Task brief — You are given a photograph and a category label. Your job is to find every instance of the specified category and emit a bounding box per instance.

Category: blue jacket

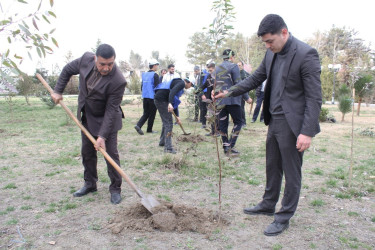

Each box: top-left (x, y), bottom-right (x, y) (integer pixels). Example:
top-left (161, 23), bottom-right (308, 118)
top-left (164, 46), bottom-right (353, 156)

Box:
top-left (142, 72), bottom-right (156, 99)
top-left (155, 79), bottom-right (184, 109)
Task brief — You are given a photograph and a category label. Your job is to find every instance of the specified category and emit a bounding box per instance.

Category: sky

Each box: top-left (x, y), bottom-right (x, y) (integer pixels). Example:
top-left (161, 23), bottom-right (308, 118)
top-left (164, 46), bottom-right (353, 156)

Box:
top-left (1, 0), bottom-right (374, 74)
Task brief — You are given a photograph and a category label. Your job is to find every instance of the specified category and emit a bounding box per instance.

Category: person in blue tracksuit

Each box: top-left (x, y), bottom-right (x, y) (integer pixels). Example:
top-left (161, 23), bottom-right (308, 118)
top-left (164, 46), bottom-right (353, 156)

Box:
top-left (134, 59), bottom-right (160, 135)
top-left (154, 78), bottom-right (193, 154)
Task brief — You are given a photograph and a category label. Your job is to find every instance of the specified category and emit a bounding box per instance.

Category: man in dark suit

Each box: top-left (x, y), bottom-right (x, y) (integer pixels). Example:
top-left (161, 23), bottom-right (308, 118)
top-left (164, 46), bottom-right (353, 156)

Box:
top-left (51, 44), bottom-right (127, 205)
top-left (215, 14), bottom-right (322, 235)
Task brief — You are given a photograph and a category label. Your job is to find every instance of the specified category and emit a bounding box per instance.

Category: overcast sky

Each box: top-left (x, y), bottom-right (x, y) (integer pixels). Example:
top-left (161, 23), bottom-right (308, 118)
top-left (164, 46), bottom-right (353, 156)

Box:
top-left (2, 0), bottom-right (374, 74)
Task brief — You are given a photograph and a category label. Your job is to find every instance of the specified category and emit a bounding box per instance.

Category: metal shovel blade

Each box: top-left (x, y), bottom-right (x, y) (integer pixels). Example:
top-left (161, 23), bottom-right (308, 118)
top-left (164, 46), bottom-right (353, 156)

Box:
top-left (141, 195), bottom-right (161, 214)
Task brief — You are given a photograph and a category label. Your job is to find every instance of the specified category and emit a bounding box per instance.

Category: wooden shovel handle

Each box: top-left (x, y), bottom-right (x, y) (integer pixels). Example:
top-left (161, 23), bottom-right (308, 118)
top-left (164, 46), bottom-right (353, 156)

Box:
top-left (36, 73), bottom-right (145, 199)
top-left (171, 111), bottom-right (188, 134)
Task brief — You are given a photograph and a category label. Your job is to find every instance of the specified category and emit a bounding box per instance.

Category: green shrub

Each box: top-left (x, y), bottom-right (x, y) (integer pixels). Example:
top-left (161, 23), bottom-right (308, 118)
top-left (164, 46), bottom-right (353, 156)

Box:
top-left (319, 107), bottom-right (329, 122)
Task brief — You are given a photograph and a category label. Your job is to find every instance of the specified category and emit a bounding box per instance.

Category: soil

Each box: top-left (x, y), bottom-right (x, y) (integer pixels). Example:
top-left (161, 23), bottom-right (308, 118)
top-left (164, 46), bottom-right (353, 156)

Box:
top-left (177, 134), bottom-right (207, 143)
top-left (108, 201), bottom-right (229, 234)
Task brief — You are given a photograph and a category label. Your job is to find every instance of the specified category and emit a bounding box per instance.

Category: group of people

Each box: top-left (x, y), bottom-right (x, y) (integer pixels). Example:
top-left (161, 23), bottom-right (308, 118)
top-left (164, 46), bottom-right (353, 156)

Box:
top-left (51, 14), bottom-right (322, 236)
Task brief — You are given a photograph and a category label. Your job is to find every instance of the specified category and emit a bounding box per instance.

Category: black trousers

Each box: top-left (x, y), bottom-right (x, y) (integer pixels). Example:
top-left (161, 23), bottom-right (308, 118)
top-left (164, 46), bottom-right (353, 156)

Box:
top-left (259, 115), bottom-right (303, 223)
top-left (81, 130), bottom-right (122, 194)
top-left (218, 104), bottom-right (242, 148)
top-left (137, 98), bottom-right (157, 132)
top-left (199, 97), bottom-right (208, 125)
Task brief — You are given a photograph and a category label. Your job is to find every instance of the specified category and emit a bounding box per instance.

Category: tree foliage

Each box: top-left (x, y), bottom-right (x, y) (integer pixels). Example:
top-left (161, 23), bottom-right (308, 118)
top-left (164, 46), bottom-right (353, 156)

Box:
top-left (129, 50), bottom-right (143, 70)
top-left (151, 50), bottom-right (176, 70)
top-left (307, 26), bottom-right (372, 100)
top-left (354, 73), bottom-right (374, 115)
top-left (0, 0), bottom-right (58, 86)
top-left (186, 32), bottom-right (216, 66)
top-left (337, 84), bottom-right (352, 122)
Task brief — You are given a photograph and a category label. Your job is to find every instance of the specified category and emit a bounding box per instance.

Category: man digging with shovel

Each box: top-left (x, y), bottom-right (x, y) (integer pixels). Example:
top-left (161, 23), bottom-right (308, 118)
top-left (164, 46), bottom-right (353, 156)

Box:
top-left (51, 44), bottom-right (127, 205)
top-left (154, 78), bottom-right (193, 154)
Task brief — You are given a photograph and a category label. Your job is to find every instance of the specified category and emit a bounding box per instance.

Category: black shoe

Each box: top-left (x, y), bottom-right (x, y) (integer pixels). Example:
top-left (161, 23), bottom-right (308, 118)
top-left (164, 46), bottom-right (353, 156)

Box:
top-left (73, 186), bottom-right (97, 197)
top-left (264, 221), bottom-right (289, 236)
top-left (201, 125), bottom-right (207, 129)
top-left (147, 131), bottom-right (158, 134)
top-left (230, 148), bottom-right (240, 156)
top-left (110, 193), bottom-right (122, 204)
top-left (243, 204), bottom-right (275, 216)
top-left (205, 133), bottom-right (213, 136)
top-left (223, 146), bottom-right (230, 155)
top-left (164, 148), bottom-right (177, 154)
top-left (159, 143), bottom-right (165, 147)
top-left (134, 125), bottom-right (144, 135)
top-left (260, 119), bottom-right (264, 123)
top-left (251, 120), bottom-right (256, 123)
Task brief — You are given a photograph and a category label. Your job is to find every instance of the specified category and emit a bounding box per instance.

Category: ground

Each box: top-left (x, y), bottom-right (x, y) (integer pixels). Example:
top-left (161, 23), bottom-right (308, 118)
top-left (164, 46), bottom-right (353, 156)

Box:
top-left (0, 96), bottom-right (374, 249)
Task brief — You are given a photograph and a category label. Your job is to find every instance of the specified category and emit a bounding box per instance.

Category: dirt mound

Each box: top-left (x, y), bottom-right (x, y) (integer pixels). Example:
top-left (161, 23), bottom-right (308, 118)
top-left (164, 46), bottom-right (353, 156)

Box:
top-left (177, 134), bottom-right (207, 143)
top-left (108, 202), bottom-right (229, 234)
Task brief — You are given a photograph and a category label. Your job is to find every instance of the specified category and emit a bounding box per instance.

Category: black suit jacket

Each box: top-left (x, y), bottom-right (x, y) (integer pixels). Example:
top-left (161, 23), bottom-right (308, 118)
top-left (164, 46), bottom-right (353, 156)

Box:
top-left (55, 52), bottom-right (127, 139)
top-left (229, 35), bottom-right (322, 137)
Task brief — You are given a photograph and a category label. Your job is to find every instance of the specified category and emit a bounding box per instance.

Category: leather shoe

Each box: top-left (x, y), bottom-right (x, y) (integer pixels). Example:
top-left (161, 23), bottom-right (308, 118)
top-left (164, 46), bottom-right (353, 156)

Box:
top-left (264, 220), bottom-right (289, 236)
top-left (73, 186), bottom-right (97, 197)
top-left (243, 204), bottom-right (275, 216)
top-left (134, 125), bottom-right (144, 135)
top-left (111, 193), bottom-right (122, 204)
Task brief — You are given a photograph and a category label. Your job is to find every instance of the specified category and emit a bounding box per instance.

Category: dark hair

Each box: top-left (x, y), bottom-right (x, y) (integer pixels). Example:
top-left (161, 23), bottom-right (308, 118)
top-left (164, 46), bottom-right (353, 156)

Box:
top-left (167, 64), bottom-right (175, 69)
top-left (238, 61), bottom-right (244, 66)
top-left (222, 49), bottom-right (235, 59)
top-left (207, 63), bottom-right (215, 68)
top-left (161, 69), bottom-right (167, 73)
top-left (96, 44), bottom-right (116, 59)
top-left (257, 14), bottom-right (288, 37)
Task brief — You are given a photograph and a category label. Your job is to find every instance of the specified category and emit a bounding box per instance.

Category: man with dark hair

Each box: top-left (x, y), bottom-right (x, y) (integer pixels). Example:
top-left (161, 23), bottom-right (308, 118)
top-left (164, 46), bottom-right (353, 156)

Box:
top-left (162, 64), bottom-right (180, 82)
top-left (154, 78), bottom-right (193, 154)
top-left (51, 44), bottom-right (127, 205)
top-left (215, 14), bottom-right (322, 235)
top-left (215, 49), bottom-right (243, 156)
top-left (134, 59), bottom-right (160, 135)
top-left (159, 69), bottom-right (167, 83)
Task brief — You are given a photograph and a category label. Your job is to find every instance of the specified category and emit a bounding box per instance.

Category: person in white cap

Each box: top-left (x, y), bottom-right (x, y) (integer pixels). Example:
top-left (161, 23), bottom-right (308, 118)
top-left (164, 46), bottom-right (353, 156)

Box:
top-left (134, 59), bottom-right (160, 135)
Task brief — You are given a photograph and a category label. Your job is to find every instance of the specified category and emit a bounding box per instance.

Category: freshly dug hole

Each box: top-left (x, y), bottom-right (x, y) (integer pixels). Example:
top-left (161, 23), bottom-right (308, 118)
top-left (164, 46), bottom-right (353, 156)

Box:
top-left (177, 134), bottom-right (207, 143)
top-left (108, 201), bottom-right (229, 234)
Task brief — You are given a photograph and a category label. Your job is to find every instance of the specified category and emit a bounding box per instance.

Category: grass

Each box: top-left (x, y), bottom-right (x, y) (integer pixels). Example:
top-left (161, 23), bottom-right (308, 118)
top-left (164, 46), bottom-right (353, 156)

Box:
top-left (3, 183), bottom-right (17, 189)
top-left (0, 98), bottom-right (374, 248)
top-left (310, 199), bottom-right (325, 207)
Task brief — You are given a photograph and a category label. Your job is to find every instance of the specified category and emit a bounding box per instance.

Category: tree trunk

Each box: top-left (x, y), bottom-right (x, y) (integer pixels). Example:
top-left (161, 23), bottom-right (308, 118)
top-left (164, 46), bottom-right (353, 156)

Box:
top-left (25, 95), bottom-right (30, 106)
top-left (356, 97), bottom-right (362, 116)
top-left (341, 112), bottom-right (345, 122)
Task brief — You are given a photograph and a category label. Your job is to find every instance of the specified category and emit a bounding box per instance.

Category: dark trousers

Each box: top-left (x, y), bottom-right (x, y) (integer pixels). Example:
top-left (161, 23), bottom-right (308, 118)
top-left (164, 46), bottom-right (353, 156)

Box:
top-left (218, 105), bottom-right (242, 148)
top-left (252, 91), bottom-right (264, 121)
top-left (136, 98), bottom-right (157, 132)
top-left (259, 115), bottom-right (303, 223)
top-left (194, 95), bottom-right (199, 121)
top-left (154, 100), bottom-right (173, 151)
top-left (240, 98), bottom-right (246, 125)
top-left (199, 97), bottom-right (208, 125)
top-left (81, 130), bottom-right (122, 194)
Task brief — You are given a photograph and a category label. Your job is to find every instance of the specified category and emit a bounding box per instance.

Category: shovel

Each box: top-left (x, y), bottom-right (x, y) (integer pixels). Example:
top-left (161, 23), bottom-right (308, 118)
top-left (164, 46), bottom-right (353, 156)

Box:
top-left (172, 111), bottom-right (191, 135)
top-left (36, 74), bottom-right (160, 214)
